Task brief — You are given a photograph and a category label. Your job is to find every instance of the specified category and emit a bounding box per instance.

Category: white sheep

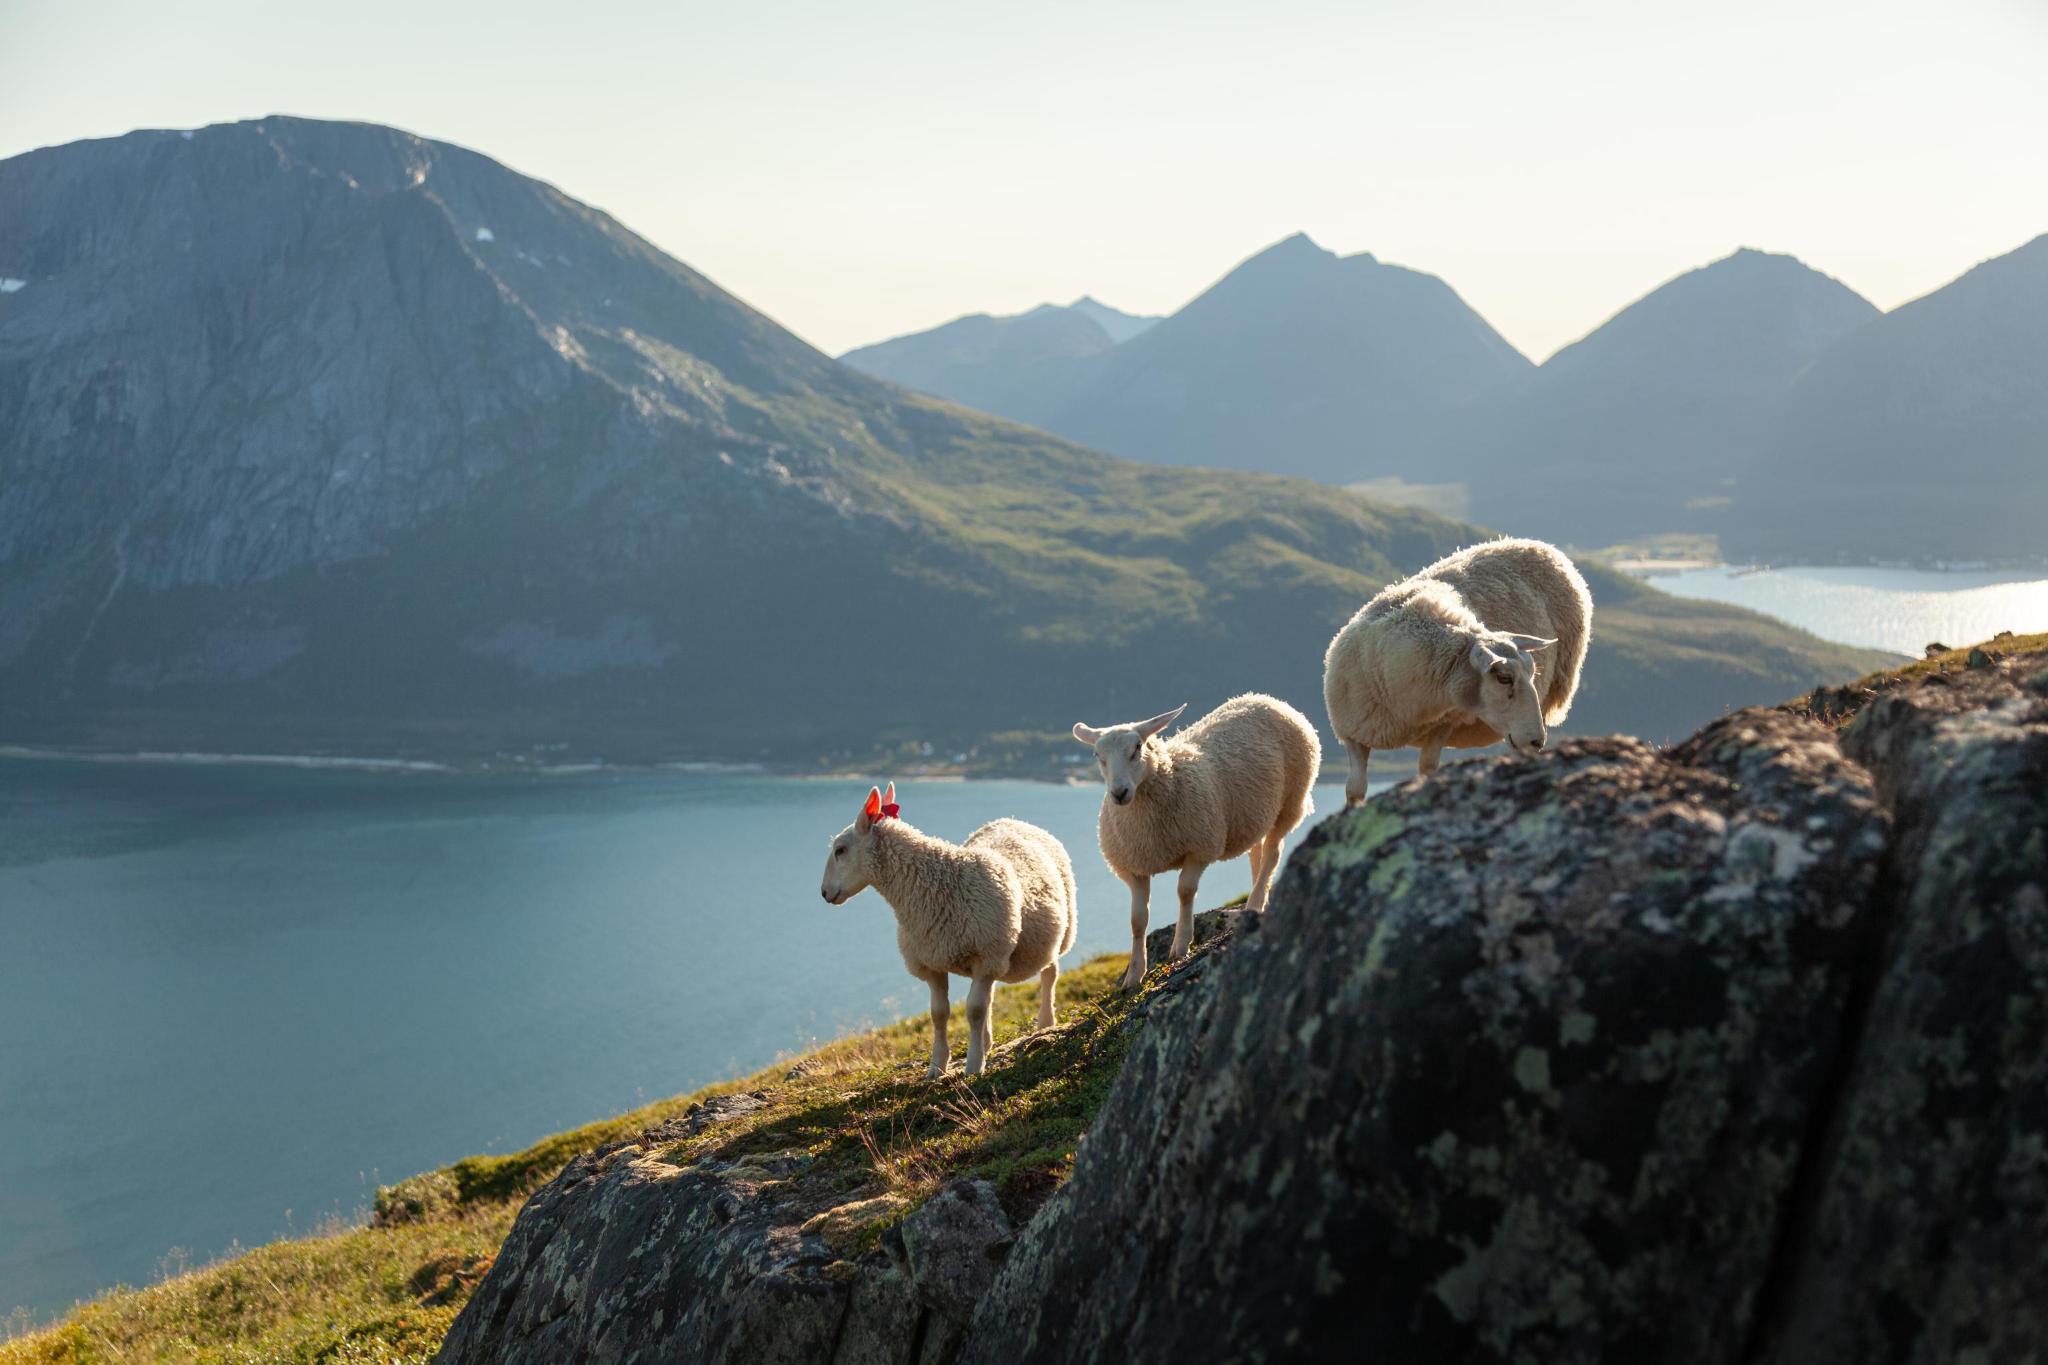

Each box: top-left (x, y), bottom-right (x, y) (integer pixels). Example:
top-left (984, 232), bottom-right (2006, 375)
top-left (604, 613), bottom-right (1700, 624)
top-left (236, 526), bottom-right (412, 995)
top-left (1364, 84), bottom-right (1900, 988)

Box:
top-left (819, 783), bottom-right (1078, 1077)
top-left (1072, 694), bottom-right (1320, 991)
top-left (1323, 537), bottom-right (1592, 803)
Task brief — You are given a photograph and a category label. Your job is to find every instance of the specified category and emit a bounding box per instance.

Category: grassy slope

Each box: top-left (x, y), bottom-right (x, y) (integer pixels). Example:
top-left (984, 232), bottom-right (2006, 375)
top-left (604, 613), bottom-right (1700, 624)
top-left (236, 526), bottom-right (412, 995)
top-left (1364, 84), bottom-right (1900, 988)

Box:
top-left (2, 954), bottom-right (1142, 1365)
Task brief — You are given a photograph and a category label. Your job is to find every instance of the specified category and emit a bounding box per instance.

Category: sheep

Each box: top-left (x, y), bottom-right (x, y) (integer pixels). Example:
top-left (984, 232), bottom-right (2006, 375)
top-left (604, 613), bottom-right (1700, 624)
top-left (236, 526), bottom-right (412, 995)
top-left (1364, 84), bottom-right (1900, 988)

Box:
top-left (818, 783), bottom-right (1078, 1078)
top-left (1072, 694), bottom-right (1320, 991)
top-left (1323, 537), bottom-right (1592, 804)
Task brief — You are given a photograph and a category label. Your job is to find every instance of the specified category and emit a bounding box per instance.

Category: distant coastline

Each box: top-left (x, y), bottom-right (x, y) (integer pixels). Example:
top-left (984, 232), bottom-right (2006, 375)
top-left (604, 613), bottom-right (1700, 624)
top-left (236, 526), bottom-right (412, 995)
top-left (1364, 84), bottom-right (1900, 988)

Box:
top-left (0, 745), bottom-right (771, 778)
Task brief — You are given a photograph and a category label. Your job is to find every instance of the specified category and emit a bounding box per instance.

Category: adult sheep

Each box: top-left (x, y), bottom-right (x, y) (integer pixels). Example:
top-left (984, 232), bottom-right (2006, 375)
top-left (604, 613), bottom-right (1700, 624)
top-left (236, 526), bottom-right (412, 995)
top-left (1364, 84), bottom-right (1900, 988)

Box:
top-left (1323, 537), bottom-right (1591, 804)
top-left (819, 783), bottom-right (1078, 1077)
top-left (1072, 694), bottom-right (1320, 991)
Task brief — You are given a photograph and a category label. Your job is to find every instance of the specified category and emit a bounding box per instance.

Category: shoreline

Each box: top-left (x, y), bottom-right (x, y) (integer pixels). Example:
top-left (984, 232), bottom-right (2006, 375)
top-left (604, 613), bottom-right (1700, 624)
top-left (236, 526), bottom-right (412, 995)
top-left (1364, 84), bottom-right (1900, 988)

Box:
top-left (0, 745), bottom-right (772, 778)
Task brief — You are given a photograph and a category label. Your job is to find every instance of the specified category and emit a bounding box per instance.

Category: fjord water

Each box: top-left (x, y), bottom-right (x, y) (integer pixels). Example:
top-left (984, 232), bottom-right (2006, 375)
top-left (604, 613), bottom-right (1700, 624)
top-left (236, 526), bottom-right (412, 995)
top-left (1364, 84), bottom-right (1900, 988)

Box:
top-left (0, 762), bottom-right (1358, 1322)
top-left (1644, 565), bottom-right (2048, 655)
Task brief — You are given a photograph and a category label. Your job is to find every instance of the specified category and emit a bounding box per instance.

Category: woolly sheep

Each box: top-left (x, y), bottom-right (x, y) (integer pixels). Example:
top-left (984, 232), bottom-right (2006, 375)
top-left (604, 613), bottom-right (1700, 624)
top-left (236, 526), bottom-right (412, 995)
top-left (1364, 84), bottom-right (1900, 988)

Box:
top-left (1323, 537), bottom-right (1591, 803)
top-left (1072, 694), bottom-right (1320, 991)
top-left (819, 783), bottom-right (1078, 1077)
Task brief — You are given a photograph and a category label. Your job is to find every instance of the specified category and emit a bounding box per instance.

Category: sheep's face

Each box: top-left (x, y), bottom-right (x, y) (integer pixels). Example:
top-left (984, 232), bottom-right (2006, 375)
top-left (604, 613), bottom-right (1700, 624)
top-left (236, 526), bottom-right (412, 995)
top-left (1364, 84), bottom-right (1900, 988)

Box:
top-left (821, 783), bottom-right (893, 905)
top-left (1461, 637), bottom-right (1547, 754)
top-left (1072, 705), bottom-right (1187, 806)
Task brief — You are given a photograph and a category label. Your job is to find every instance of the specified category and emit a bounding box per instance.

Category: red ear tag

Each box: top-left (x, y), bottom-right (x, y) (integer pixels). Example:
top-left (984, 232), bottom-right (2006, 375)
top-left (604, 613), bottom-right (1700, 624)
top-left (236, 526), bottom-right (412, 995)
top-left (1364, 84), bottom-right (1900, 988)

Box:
top-left (879, 803), bottom-right (900, 820)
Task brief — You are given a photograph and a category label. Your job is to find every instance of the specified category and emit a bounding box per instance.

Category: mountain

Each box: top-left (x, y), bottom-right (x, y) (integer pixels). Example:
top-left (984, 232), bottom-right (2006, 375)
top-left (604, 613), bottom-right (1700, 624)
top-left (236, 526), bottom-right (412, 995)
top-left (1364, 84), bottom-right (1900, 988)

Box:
top-left (1066, 295), bottom-right (1158, 344)
top-left (1440, 249), bottom-right (1878, 548)
top-left (0, 118), bottom-right (1883, 764)
top-left (843, 234), bottom-right (1532, 485)
top-left (837, 301), bottom-right (1124, 428)
top-left (1726, 234), bottom-right (2048, 564)
top-left (1040, 233), bottom-right (1531, 483)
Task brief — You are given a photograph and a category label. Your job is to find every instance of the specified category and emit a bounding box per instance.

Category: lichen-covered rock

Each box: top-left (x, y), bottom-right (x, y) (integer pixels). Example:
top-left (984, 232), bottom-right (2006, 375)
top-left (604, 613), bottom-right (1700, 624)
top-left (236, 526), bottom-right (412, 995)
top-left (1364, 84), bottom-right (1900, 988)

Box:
top-left (962, 711), bottom-right (1889, 1365)
top-left (433, 1092), bottom-right (861, 1365)
top-left (900, 1181), bottom-right (1014, 1363)
top-left (436, 919), bottom-right (1248, 1365)
top-left (1751, 652), bottom-right (2048, 1363)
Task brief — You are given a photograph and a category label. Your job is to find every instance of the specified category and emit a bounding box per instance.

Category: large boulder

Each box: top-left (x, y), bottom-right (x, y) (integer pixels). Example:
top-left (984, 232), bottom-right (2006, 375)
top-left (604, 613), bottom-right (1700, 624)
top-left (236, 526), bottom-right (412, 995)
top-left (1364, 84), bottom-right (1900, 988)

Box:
top-left (1751, 653), bottom-right (2048, 1362)
top-left (962, 710), bottom-right (1890, 1364)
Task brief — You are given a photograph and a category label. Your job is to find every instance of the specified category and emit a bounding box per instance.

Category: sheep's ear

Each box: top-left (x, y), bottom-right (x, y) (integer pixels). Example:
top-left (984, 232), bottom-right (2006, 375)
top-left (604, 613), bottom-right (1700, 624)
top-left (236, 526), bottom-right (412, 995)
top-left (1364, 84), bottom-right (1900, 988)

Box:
top-left (1137, 704), bottom-right (1187, 739)
top-left (1468, 639), bottom-right (1497, 673)
top-left (883, 782), bottom-right (896, 807)
top-left (1072, 722), bottom-right (1102, 746)
top-left (858, 785), bottom-right (883, 831)
top-left (1507, 632), bottom-right (1558, 652)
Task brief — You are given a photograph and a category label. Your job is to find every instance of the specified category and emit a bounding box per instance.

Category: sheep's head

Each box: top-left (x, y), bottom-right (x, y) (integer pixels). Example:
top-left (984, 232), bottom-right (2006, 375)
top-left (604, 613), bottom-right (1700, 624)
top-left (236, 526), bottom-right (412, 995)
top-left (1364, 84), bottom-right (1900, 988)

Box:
top-left (1457, 634), bottom-right (1553, 754)
top-left (821, 782), bottom-right (895, 905)
top-left (1072, 705), bottom-right (1186, 806)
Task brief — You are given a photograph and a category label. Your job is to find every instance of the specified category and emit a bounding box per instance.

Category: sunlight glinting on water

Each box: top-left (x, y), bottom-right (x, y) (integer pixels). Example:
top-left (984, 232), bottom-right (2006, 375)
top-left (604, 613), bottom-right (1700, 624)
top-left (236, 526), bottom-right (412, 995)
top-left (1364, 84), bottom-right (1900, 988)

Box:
top-left (1640, 565), bottom-right (2048, 655)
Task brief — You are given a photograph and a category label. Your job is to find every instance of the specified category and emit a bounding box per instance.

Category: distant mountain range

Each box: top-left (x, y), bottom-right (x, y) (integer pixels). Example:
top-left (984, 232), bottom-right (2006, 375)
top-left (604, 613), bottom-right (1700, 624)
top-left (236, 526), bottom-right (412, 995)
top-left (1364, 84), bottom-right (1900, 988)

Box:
top-left (837, 297), bottom-right (1155, 431)
top-left (1445, 249), bottom-right (1879, 548)
top-left (843, 236), bottom-right (2044, 563)
top-left (1725, 234), bottom-right (2048, 565)
top-left (0, 118), bottom-right (1883, 764)
top-left (845, 234), bottom-right (1530, 484)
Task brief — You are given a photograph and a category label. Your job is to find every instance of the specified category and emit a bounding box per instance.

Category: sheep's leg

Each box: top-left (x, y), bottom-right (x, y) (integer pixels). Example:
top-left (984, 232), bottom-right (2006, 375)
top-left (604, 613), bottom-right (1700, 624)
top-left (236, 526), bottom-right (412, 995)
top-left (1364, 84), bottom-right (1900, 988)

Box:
top-left (1244, 838), bottom-right (1272, 914)
top-left (1120, 874), bottom-right (1151, 991)
top-left (1248, 829), bottom-right (1286, 913)
top-left (1037, 961), bottom-right (1058, 1029)
top-left (1418, 740), bottom-right (1444, 777)
top-left (964, 976), bottom-right (995, 1076)
top-left (1171, 863), bottom-right (1203, 960)
top-left (1344, 739), bottom-right (1372, 806)
top-left (925, 974), bottom-right (951, 1080)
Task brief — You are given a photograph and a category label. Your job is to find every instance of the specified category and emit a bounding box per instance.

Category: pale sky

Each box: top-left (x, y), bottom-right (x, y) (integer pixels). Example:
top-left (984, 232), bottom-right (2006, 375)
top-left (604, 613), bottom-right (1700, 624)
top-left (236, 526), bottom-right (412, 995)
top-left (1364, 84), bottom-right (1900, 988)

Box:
top-left (7, 0), bottom-right (2046, 361)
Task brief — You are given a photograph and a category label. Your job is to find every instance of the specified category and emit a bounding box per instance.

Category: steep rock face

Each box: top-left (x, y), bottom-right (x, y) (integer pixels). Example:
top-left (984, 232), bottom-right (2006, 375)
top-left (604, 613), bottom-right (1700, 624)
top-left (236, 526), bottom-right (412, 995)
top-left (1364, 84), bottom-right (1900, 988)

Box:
top-left (962, 713), bottom-right (1887, 1363)
top-left (1753, 655), bottom-right (2048, 1362)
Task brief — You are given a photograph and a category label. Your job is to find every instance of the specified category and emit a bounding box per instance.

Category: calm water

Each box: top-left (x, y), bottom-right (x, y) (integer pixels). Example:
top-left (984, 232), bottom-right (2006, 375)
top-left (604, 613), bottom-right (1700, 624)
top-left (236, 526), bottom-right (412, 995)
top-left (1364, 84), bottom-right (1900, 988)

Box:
top-left (0, 762), bottom-right (1361, 1322)
top-left (1645, 564), bottom-right (2048, 655)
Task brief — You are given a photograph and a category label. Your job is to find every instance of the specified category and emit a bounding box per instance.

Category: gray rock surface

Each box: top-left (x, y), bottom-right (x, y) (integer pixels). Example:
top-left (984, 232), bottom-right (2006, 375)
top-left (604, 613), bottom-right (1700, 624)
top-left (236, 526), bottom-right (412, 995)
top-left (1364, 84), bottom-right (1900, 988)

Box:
top-left (963, 709), bottom-right (1889, 1364)
top-left (1751, 652), bottom-right (2048, 1363)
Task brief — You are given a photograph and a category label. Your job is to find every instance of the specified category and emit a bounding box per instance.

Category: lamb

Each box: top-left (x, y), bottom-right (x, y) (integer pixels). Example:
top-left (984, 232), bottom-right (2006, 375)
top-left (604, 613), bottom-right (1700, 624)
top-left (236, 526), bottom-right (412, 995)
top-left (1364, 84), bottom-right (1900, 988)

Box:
top-left (1323, 537), bottom-right (1592, 804)
top-left (1071, 694), bottom-right (1320, 991)
top-left (818, 783), bottom-right (1078, 1078)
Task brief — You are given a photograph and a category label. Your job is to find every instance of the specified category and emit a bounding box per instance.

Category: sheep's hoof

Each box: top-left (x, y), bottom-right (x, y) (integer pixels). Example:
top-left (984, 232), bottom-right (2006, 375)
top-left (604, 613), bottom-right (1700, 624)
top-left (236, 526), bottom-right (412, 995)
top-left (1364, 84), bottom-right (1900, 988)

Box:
top-left (926, 1063), bottom-right (948, 1080)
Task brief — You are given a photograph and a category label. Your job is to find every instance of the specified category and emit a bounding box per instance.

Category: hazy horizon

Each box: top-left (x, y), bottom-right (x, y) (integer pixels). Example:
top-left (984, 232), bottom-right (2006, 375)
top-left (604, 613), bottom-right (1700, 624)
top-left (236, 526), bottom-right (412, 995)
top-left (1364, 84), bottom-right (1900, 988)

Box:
top-left (8, 0), bottom-right (2046, 361)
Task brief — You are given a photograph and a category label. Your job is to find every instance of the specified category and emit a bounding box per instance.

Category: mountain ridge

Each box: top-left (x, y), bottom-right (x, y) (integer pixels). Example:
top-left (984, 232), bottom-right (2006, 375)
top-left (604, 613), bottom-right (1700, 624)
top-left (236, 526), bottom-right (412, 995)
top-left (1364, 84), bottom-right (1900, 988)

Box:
top-left (1727, 232), bottom-right (2048, 563)
top-left (1443, 247), bottom-right (1880, 546)
top-left (0, 117), bottom-right (1886, 766)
